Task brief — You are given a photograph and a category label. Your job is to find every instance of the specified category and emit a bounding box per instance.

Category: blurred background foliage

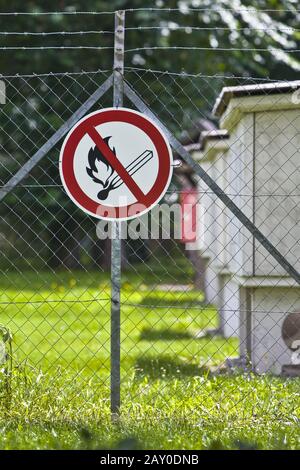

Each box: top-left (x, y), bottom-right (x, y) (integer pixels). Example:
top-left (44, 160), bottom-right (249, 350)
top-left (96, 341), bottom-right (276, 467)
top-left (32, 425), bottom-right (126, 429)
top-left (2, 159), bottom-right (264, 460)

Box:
top-left (1, 0), bottom-right (299, 77)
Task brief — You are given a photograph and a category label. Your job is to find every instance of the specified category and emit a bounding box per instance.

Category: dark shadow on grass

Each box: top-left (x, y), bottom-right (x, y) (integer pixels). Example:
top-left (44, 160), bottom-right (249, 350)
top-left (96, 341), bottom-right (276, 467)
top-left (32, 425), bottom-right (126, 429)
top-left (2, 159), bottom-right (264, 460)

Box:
top-left (134, 356), bottom-right (210, 380)
top-left (140, 328), bottom-right (195, 341)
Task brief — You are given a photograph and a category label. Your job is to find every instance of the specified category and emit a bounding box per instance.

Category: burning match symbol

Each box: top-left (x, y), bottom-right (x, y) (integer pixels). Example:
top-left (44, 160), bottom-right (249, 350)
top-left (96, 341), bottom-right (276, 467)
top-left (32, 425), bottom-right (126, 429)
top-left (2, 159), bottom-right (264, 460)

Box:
top-left (86, 136), bottom-right (154, 200)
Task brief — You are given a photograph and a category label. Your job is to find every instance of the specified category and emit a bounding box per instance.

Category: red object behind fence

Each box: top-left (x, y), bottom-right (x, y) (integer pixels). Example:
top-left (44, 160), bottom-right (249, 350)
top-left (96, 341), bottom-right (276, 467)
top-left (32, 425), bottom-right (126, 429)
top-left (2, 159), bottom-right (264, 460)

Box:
top-left (180, 189), bottom-right (198, 243)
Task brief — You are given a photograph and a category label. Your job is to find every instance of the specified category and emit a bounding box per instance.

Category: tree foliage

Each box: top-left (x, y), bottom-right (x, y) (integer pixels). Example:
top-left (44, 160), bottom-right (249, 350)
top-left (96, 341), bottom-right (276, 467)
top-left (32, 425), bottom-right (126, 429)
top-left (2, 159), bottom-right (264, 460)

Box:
top-left (1, 0), bottom-right (299, 76)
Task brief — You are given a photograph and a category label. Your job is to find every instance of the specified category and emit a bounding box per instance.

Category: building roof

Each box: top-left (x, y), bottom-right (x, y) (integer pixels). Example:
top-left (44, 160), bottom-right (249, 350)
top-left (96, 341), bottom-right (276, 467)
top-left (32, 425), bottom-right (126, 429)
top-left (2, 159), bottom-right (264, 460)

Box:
top-left (213, 80), bottom-right (300, 117)
top-left (184, 129), bottom-right (229, 152)
top-left (199, 129), bottom-right (229, 150)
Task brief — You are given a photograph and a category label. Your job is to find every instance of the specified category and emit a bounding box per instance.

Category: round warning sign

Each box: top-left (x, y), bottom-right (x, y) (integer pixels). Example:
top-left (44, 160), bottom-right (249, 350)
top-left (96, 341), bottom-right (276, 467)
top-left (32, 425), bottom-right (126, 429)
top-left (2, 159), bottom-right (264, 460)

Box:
top-left (59, 108), bottom-right (173, 220)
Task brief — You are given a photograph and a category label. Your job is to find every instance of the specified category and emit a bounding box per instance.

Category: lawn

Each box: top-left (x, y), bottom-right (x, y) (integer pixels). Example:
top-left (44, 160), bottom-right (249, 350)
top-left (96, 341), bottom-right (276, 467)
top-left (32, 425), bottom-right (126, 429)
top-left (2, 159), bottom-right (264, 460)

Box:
top-left (0, 262), bottom-right (300, 450)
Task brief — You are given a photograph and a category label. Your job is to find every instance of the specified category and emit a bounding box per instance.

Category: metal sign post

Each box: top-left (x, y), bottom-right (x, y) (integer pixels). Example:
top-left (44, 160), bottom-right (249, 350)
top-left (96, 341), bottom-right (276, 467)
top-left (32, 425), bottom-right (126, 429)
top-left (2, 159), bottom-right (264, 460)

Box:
top-left (111, 10), bottom-right (125, 419)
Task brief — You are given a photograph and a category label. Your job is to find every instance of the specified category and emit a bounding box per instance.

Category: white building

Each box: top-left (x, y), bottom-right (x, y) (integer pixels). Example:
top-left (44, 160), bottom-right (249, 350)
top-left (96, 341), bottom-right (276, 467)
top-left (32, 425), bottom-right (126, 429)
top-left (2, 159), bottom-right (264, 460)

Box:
top-left (191, 80), bottom-right (300, 374)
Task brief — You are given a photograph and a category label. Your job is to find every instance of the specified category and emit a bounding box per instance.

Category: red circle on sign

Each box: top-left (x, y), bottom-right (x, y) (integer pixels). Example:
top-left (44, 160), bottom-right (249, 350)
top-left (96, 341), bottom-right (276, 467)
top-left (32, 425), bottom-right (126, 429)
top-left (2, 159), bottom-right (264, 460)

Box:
top-left (59, 108), bottom-right (173, 220)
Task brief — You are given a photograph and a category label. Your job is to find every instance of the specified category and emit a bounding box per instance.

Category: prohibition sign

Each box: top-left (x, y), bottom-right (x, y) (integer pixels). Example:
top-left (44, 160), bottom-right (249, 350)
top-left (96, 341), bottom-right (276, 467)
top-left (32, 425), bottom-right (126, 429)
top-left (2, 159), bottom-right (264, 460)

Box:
top-left (59, 108), bottom-right (173, 220)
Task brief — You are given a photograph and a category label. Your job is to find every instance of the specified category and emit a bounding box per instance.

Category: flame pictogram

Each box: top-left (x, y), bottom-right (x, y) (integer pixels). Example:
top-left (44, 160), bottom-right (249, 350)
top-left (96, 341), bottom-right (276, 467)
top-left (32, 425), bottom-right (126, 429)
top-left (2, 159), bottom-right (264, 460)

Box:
top-left (86, 136), bottom-right (117, 200)
top-left (86, 135), bottom-right (154, 200)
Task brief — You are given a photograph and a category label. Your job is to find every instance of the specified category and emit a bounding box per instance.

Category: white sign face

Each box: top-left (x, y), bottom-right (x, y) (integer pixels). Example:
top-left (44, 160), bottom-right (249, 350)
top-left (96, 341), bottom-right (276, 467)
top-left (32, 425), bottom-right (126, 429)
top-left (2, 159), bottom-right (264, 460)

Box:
top-left (73, 121), bottom-right (160, 207)
top-left (59, 107), bottom-right (173, 221)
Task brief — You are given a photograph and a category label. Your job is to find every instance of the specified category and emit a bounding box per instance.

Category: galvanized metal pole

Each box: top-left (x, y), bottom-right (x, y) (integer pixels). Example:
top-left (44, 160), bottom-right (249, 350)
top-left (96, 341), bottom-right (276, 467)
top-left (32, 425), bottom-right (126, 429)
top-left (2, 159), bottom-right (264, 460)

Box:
top-left (111, 10), bottom-right (125, 419)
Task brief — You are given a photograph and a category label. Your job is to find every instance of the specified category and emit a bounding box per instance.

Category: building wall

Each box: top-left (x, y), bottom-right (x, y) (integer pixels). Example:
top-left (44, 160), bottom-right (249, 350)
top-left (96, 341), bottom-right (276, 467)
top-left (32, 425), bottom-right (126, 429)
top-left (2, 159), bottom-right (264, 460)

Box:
top-left (251, 287), bottom-right (300, 374)
top-left (254, 109), bottom-right (300, 276)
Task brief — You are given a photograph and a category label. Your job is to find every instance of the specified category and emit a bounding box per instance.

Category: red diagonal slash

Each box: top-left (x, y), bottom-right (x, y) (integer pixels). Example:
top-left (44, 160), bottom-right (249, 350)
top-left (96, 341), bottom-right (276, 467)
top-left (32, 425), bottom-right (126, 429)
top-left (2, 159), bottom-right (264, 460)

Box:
top-left (86, 126), bottom-right (147, 204)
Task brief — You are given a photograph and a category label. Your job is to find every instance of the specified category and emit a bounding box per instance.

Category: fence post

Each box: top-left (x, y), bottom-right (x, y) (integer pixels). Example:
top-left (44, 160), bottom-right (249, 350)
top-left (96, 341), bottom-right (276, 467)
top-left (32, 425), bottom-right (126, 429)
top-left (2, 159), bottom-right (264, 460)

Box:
top-left (111, 9), bottom-right (125, 420)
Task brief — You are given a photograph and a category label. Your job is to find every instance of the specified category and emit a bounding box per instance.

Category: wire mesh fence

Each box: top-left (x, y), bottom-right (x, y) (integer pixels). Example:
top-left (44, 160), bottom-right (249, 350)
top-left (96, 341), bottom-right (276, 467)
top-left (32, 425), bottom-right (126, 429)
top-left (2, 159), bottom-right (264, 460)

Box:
top-left (0, 71), bottom-right (114, 416)
top-left (0, 5), bottom-right (299, 448)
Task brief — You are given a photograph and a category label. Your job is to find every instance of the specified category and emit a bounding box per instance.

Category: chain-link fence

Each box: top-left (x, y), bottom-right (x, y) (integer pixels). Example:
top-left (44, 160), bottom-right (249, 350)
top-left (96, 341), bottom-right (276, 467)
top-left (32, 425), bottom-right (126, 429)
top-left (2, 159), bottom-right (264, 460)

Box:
top-left (0, 6), bottom-right (300, 449)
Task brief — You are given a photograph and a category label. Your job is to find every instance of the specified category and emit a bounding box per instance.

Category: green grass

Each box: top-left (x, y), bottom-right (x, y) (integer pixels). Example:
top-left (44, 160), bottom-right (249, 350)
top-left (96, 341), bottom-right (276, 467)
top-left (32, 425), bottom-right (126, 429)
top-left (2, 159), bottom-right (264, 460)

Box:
top-left (0, 266), bottom-right (300, 450)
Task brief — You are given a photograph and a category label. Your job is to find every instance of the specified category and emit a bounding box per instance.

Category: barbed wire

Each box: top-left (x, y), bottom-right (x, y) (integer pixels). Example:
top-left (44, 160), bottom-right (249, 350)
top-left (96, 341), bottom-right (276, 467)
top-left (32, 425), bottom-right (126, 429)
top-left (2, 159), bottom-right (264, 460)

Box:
top-left (0, 11), bottom-right (116, 16)
top-left (0, 45), bottom-right (297, 54)
top-left (0, 69), bottom-right (110, 78)
top-left (125, 26), bottom-right (299, 33)
top-left (124, 7), bottom-right (300, 13)
top-left (0, 26), bottom-right (298, 35)
top-left (0, 30), bottom-right (114, 36)
top-left (0, 46), bottom-right (114, 50)
top-left (0, 46), bottom-right (296, 53)
top-left (0, 67), bottom-right (281, 80)
top-left (0, 8), bottom-right (299, 15)
top-left (123, 66), bottom-right (280, 81)
top-left (125, 46), bottom-right (300, 53)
